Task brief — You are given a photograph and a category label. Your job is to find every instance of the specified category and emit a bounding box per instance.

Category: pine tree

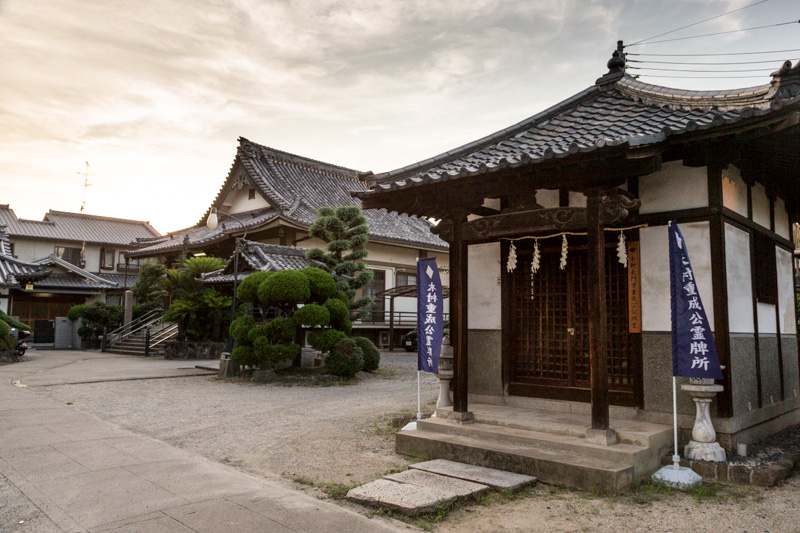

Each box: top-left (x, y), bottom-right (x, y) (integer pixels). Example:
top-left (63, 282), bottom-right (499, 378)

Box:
top-left (304, 206), bottom-right (374, 312)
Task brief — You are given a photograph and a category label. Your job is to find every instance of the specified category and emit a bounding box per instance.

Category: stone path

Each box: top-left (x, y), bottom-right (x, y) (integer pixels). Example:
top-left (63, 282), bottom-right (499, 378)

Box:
top-left (0, 351), bottom-right (404, 532)
top-left (347, 459), bottom-right (536, 515)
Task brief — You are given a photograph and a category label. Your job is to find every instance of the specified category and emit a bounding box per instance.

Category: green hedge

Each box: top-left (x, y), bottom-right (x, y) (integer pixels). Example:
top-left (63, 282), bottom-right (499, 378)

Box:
top-left (0, 310), bottom-right (30, 331)
top-left (231, 345), bottom-right (258, 367)
top-left (352, 336), bottom-right (380, 372)
top-left (309, 329), bottom-right (346, 353)
top-left (67, 304), bottom-right (86, 321)
top-left (230, 315), bottom-right (256, 345)
top-left (293, 304), bottom-right (330, 328)
top-left (237, 271), bottom-right (273, 304)
top-left (324, 338), bottom-right (364, 379)
top-left (0, 320), bottom-right (10, 339)
top-left (301, 267), bottom-right (339, 302)
top-left (257, 270), bottom-right (310, 305)
top-left (264, 317), bottom-right (296, 343)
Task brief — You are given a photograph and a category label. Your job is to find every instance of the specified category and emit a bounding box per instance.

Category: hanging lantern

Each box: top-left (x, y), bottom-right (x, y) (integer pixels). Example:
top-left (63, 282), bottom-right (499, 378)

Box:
top-left (559, 235), bottom-right (568, 270)
top-left (507, 241), bottom-right (518, 272)
top-left (617, 231), bottom-right (628, 268)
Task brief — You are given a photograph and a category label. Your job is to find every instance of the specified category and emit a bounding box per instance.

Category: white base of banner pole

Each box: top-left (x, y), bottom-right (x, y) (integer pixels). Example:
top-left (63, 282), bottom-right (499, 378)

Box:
top-left (651, 376), bottom-right (702, 490)
top-left (417, 370), bottom-right (422, 421)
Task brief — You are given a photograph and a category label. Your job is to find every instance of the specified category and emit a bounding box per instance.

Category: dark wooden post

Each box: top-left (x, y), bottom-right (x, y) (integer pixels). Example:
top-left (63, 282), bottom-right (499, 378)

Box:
top-left (451, 212), bottom-right (471, 416)
top-left (586, 190), bottom-right (609, 430)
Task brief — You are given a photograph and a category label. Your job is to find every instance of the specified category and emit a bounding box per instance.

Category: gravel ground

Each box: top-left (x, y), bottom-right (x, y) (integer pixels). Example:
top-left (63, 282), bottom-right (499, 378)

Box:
top-left (0, 473), bottom-right (61, 533)
top-left (33, 351), bottom-right (800, 532)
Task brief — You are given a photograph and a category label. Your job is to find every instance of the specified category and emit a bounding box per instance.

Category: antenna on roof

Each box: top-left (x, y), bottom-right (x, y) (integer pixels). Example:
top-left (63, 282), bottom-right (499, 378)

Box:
top-left (78, 161), bottom-right (91, 212)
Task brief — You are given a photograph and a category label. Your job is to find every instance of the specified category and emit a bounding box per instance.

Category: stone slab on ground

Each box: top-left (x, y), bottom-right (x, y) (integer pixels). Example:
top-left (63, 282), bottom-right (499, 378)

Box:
top-left (409, 459), bottom-right (536, 490)
top-left (384, 469), bottom-right (490, 498)
top-left (347, 479), bottom-right (457, 515)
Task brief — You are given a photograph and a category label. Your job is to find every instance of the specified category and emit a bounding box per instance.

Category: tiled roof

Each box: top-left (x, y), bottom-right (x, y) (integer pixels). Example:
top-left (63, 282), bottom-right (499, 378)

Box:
top-left (201, 241), bottom-right (309, 284)
top-left (0, 226), bottom-right (50, 288)
top-left (129, 140), bottom-right (448, 258)
top-left (355, 56), bottom-right (800, 198)
top-left (0, 205), bottom-right (160, 245)
top-left (95, 273), bottom-right (139, 290)
top-left (29, 255), bottom-right (117, 290)
top-left (31, 274), bottom-right (113, 291)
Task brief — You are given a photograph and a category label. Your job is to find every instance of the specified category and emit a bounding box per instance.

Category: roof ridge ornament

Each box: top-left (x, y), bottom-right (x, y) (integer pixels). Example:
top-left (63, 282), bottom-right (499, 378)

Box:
top-left (596, 41), bottom-right (627, 87)
top-left (766, 59), bottom-right (800, 101)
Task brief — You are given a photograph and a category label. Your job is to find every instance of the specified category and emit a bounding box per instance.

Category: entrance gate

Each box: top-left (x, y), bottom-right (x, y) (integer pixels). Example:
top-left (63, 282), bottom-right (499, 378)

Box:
top-left (505, 237), bottom-right (641, 407)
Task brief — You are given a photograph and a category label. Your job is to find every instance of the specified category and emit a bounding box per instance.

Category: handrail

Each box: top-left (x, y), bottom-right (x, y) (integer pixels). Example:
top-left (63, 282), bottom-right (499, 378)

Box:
top-left (103, 309), bottom-right (163, 350)
top-left (349, 310), bottom-right (450, 325)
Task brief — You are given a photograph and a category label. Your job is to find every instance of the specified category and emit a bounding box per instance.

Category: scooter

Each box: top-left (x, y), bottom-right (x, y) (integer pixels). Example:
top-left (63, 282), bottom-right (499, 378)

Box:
top-left (9, 328), bottom-right (30, 357)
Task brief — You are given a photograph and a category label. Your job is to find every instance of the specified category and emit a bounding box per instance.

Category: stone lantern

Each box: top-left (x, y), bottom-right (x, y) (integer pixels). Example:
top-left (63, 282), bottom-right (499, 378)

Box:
top-left (435, 336), bottom-right (454, 408)
top-left (681, 378), bottom-right (726, 462)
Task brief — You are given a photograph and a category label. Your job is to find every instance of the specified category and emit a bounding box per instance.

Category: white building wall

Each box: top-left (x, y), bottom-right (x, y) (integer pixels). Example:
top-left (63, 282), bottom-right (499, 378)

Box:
top-left (468, 243), bottom-right (501, 330)
top-left (776, 246), bottom-right (797, 335)
top-left (536, 189), bottom-right (559, 208)
top-left (640, 221), bottom-right (714, 331)
top-left (722, 165), bottom-right (748, 217)
top-left (774, 198), bottom-right (790, 240)
top-left (724, 223), bottom-right (754, 333)
top-left (223, 186), bottom-right (271, 214)
top-left (752, 183), bottom-right (770, 229)
top-left (639, 161), bottom-right (708, 214)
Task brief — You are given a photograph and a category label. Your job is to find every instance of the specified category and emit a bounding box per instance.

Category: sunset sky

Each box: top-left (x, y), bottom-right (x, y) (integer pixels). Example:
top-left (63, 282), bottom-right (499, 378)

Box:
top-left (1, 0), bottom-right (798, 233)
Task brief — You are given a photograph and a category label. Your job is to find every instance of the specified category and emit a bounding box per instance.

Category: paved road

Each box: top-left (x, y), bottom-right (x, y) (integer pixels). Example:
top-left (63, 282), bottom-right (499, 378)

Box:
top-left (0, 350), bottom-right (404, 532)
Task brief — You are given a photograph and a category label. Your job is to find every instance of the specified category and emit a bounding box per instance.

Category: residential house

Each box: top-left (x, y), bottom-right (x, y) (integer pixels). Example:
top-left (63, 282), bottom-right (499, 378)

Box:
top-left (128, 139), bottom-right (449, 347)
top-left (0, 205), bottom-right (161, 343)
top-left (355, 45), bottom-right (800, 491)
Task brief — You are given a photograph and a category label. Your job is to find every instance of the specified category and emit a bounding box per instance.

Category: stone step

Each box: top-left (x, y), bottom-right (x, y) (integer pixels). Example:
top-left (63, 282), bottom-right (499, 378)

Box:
top-left (397, 429), bottom-right (635, 494)
top-left (409, 459), bottom-right (536, 490)
top-left (417, 418), bottom-right (663, 479)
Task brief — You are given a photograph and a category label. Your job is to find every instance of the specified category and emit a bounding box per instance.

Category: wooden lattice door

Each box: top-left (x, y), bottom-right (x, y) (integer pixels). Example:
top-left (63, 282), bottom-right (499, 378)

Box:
top-left (505, 237), bottom-right (641, 406)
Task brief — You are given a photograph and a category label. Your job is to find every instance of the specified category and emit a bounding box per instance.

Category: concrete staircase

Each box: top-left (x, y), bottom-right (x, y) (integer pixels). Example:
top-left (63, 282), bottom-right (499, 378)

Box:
top-left (396, 403), bottom-right (672, 494)
top-left (105, 323), bottom-right (177, 357)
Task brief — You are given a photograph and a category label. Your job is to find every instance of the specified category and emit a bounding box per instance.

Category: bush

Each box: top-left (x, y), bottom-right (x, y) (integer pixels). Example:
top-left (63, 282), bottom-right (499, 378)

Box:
top-left (324, 338), bottom-right (364, 379)
top-left (230, 315), bottom-right (256, 345)
top-left (0, 310), bottom-right (30, 331)
top-left (293, 304), bottom-right (330, 327)
top-left (324, 298), bottom-right (349, 330)
top-left (257, 270), bottom-right (310, 306)
top-left (309, 329), bottom-right (346, 353)
top-left (300, 267), bottom-right (338, 302)
top-left (237, 271), bottom-right (272, 304)
top-left (77, 325), bottom-right (93, 340)
top-left (264, 317), bottom-right (296, 343)
top-left (0, 320), bottom-right (10, 339)
top-left (253, 337), bottom-right (286, 365)
top-left (282, 343), bottom-right (301, 362)
top-left (247, 324), bottom-right (270, 343)
top-left (353, 336), bottom-right (380, 372)
top-left (231, 345), bottom-right (258, 367)
top-left (67, 304), bottom-right (86, 321)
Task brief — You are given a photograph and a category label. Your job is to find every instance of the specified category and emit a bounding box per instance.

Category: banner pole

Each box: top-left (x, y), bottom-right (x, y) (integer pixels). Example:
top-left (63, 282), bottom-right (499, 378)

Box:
top-left (672, 375), bottom-right (679, 470)
top-left (417, 371), bottom-right (422, 420)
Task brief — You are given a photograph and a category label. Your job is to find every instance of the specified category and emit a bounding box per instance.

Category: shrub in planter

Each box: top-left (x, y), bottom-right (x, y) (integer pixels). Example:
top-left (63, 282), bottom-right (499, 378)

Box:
top-left (325, 338), bottom-right (364, 379)
top-left (309, 329), bottom-right (346, 353)
top-left (257, 270), bottom-right (310, 306)
top-left (230, 315), bottom-right (256, 345)
top-left (353, 336), bottom-right (380, 372)
top-left (231, 345), bottom-right (258, 368)
top-left (293, 304), bottom-right (330, 328)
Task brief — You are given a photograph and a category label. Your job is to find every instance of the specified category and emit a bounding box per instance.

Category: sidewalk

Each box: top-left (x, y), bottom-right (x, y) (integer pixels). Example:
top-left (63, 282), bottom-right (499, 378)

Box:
top-left (0, 352), bottom-right (405, 532)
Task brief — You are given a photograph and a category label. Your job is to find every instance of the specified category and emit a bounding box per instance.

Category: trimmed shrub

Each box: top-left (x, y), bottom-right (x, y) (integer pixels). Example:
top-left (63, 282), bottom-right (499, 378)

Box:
top-left (230, 315), bottom-right (256, 345)
top-left (247, 324), bottom-right (270, 343)
top-left (77, 325), bottom-right (93, 340)
top-left (253, 337), bottom-right (287, 365)
top-left (333, 290), bottom-right (348, 303)
top-left (67, 304), bottom-right (86, 321)
top-left (0, 320), bottom-right (10, 339)
top-left (0, 310), bottom-right (30, 331)
top-left (257, 270), bottom-right (310, 306)
top-left (353, 336), bottom-right (380, 372)
top-left (282, 343), bottom-right (301, 362)
top-left (237, 271), bottom-right (272, 304)
top-left (324, 298), bottom-right (348, 324)
top-left (324, 338), bottom-right (364, 379)
top-left (293, 304), bottom-right (330, 328)
top-left (264, 317), bottom-right (296, 343)
top-left (300, 267), bottom-right (338, 302)
top-left (309, 329), bottom-right (346, 353)
top-left (231, 345), bottom-right (258, 367)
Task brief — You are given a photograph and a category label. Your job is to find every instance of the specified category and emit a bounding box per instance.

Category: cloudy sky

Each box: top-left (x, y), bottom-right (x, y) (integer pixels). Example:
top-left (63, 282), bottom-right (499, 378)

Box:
top-left (1, 0), bottom-right (798, 233)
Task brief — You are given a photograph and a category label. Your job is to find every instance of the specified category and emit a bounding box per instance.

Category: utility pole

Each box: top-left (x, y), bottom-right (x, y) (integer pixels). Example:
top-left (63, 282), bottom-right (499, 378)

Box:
top-left (78, 162), bottom-right (91, 212)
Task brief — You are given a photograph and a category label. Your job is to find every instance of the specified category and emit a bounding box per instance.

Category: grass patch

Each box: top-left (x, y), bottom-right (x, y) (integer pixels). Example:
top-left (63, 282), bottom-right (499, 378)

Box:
top-left (319, 482), bottom-right (359, 499)
top-left (293, 476), bottom-right (314, 486)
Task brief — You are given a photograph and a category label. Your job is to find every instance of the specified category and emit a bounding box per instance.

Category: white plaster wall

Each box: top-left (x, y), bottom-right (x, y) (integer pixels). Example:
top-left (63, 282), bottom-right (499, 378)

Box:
top-left (757, 303), bottom-right (777, 334)
top-left (724, 223), bottom-right (754, 333)
top-left (222, 186), bottom-right (270, 214)
top-left (536, 189), bottom-right (559, 208)
top-left (752, 183), bottom-right (770, 229)
top-left (722, 165), bottom-right (747, 217)
top-left (776, 246), bottom-right (797, 334)
top-left (0, 289), bottom-right (8, 314)
top-left (774, 198), bottom-right (790, 240)
top-left (468, 243), bottom-right (501, 330)
top-left (11, 239), bottom-right (106, 271)
top-left (640, 221), bottom-right (714, 331)
top-left (569, 192), bottom-right (587, 208)
top-left (639, 161), bottom-right (708, 214)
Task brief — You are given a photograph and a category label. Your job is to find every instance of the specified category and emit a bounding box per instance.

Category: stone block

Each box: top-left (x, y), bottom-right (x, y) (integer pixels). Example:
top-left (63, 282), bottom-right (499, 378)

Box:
top-left (585, 428), bottom-right (618, 446)
top-left (751, 465), bottom-right (790, 487)
top-left (384, 469), bottom-right (489, 498)
top-left (300, 348), bottom-right (318, 368)
top-left (727, 464), bottom-right (752, 485)
top-left (346, 479), bottom-right (455, 515)
top-left (218, 358), bottom-right (238, 378)
top-left (689, 460), bottom-right (717, 481)
top-left (252, 370), bottom-right (277, 384)
top-left (409, 459), bottom-right (536, 490)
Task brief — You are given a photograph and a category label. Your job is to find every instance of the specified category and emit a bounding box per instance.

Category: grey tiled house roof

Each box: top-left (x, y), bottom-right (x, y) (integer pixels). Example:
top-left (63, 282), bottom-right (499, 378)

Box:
top-left (355, 56), bottom-right (800, 198)
top-left (0, 227), bottom-right (50, 288)
top-left (0, 205), bottom-right (160, 245)
top-left (202, 242), bottom-right (310, 284)
top-left (130, 140), bottom-right (448, 257)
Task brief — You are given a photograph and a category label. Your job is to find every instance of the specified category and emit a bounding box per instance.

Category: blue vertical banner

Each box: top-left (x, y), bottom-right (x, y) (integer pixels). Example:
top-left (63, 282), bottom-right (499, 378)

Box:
top-left (669, 221), bottom-right (724, 379)
top-left (417, 257), bottom-right (443, 373)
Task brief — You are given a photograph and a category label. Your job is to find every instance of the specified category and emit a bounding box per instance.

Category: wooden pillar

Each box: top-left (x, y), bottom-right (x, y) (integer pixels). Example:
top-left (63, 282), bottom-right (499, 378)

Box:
top-left (451, 213), bottom-right (470, 415)
top-left (586, 190), bottom-right (609, 430)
